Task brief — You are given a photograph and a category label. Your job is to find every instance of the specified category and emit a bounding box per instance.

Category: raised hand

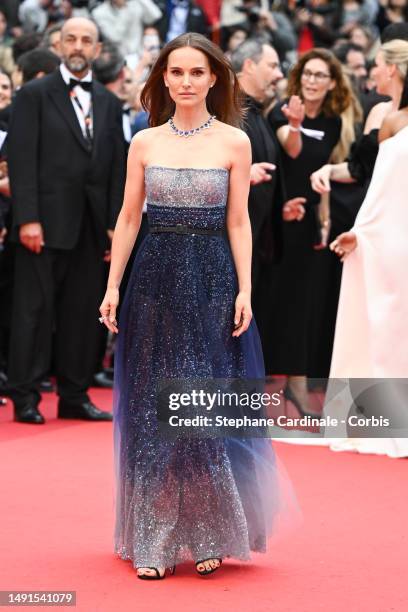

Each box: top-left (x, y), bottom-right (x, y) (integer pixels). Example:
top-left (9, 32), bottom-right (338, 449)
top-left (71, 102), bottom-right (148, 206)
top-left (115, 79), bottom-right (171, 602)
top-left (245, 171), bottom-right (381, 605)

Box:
top-left (19, 222), bottom-right (44, 254)
top-left (281, 96), bottom-right (305, 129)
top-left (250, 162), bottom-right (276, 186)
top-left (311, 164), bottom-right (332, 194)
top-left (282, 197), bottom-right (306, 221)
top-left (330, 232), bottom-right (357, 261)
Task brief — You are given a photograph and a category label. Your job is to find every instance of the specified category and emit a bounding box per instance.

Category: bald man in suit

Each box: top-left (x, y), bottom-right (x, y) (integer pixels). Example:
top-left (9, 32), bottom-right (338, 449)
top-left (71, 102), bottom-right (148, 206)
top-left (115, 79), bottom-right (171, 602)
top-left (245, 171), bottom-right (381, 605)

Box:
top-left (7, 18), bottom-right (126, 423)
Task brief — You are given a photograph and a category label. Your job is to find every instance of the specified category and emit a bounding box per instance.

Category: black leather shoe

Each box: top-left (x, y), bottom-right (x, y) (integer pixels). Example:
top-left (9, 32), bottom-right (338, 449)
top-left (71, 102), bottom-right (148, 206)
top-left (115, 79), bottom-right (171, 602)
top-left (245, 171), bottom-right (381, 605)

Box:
top-left (14, 402), bottom-right (45, 424)
top-left (93, 371), bottom-right (113, 388)
top-left (58, 400), bottom-right (113, 421)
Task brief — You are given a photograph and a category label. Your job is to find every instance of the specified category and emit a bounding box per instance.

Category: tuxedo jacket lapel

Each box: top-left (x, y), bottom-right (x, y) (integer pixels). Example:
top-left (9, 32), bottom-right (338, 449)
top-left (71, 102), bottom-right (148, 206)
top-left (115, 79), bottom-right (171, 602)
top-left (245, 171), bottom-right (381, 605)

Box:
top-left (47, 71), bottom-right (91, 154)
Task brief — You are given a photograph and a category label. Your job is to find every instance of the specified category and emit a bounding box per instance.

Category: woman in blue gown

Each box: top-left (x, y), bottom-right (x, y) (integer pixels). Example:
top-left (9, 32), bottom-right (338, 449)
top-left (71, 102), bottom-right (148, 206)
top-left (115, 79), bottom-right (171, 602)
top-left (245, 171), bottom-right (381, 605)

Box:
top-left (99, 32), bottom-right (289, 580)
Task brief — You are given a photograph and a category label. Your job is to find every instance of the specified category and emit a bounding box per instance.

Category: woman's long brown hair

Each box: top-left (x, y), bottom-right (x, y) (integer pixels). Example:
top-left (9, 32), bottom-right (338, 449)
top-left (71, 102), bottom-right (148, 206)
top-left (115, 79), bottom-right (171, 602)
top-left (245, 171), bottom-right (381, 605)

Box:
top-left (140, 32), bottom-right (244, 127)
top-left (287, 48), bottom-right (352, 117)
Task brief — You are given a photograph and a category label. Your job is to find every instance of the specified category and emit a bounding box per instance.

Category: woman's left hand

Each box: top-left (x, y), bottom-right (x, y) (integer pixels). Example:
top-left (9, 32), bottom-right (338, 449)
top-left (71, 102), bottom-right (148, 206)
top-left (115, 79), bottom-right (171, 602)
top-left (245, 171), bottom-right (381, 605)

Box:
top-left (232, 291), bottom-right (252, 337)
top-left (282, 197), bottom-right (306, 221)
top-left (330, 232), bottom-right (357, 261)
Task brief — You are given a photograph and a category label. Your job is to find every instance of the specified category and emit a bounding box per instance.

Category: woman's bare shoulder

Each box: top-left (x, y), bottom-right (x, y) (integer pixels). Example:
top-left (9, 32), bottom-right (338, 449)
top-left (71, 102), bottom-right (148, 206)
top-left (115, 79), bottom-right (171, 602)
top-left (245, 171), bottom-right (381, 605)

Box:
top-left (364, 101), bottom-right (392, 133)
top-left (380, 109), bottom-right (399, 127)
top-left (215, 121), bottom-right (250, 149)
top-left (379, 108), bottom-right (408, 142)
top-left (129, 125), bottom-right (168, 159)
top-left (131, 125), bottom-right (165, 144)
top-left (216, 120), bottom-right (249, 138)
top-left (383, 108), bottom-right (408, 126)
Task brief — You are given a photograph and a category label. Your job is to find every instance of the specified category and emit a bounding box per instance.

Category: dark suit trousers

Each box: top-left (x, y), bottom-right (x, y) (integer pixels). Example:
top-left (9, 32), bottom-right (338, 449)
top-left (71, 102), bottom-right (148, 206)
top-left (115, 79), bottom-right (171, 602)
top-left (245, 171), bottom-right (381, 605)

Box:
top-left (8, 211), bottom-right (106, 406)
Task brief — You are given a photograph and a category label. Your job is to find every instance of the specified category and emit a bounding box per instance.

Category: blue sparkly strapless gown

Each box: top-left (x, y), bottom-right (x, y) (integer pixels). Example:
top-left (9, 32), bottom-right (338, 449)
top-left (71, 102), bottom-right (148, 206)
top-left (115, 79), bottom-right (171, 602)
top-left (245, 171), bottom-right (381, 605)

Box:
top-left (113, 166), bottom-right (283, 569)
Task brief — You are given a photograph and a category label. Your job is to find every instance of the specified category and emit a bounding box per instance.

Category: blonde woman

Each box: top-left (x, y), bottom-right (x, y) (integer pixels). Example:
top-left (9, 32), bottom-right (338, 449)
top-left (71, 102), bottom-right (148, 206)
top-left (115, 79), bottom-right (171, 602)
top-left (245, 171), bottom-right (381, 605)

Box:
top-left (311, 39), bottom-right (408, 194)
top-left (325, 73), bottom-right (408, 458)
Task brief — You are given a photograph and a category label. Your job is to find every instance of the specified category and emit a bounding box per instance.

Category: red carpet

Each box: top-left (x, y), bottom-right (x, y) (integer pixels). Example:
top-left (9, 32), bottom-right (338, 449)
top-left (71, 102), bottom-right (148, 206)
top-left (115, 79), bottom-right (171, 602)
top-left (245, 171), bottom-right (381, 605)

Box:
top-left (1, 389), bottom-right (407, 612)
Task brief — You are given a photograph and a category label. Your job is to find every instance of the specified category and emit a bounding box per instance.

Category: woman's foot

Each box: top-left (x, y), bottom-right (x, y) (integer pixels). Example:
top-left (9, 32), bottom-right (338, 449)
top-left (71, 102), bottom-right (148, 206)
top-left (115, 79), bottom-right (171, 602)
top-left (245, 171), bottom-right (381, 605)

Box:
top-left (284, 375), bottom-right (316, 418)
top-left (196, 558), bottom-right (222, 576)
top-left (137, 566), bottom-right (168, 580)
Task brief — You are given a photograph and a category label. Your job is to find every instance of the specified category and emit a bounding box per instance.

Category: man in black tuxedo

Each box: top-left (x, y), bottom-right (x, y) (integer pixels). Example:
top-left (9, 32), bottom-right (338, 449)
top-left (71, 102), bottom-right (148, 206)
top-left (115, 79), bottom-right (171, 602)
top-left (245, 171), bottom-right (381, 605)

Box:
top-left (7, 17), bottom-right (126, 424)
top-left (231, 39), bottom-right (305, 369)
top-left (231, 40), bottom-right (305, 284)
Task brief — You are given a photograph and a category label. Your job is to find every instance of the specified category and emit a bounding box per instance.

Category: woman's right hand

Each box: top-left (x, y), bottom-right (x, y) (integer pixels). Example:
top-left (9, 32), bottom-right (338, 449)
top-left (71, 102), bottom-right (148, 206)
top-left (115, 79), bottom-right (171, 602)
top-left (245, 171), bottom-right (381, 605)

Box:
top-left (311, 164), bottom-right (332, 194)
top-left (330, 232), bottom-right (357, 262)
top-left (232, 291), bottom-right (252, 338)
top-left (281, 95), bottom-right (305, 129)
top-left (99, 288), bottom-right (120, 334)
top-left (250, 162), bottom-right (276, 185)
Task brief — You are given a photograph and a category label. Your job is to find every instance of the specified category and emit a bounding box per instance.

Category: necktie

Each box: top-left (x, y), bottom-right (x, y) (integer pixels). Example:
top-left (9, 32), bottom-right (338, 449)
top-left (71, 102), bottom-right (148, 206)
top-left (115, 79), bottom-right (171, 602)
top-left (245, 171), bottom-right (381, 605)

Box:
top-left (68, 78), bottom-right (92, 92)
top-left (68, 80), bottom-right (93, 151)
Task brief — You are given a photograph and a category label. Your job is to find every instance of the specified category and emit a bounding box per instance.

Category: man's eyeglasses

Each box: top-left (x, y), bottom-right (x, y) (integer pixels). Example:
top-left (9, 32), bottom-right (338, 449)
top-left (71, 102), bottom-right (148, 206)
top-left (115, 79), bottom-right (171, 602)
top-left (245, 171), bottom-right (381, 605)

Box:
top-left (301, 69), bottom-right (331, 83)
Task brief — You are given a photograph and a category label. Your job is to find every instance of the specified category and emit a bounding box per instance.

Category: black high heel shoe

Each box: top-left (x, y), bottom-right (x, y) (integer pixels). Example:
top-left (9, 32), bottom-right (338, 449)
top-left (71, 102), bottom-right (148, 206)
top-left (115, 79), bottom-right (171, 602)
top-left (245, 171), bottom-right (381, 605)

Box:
top-left (137, 565), bottom-right (176, 580)
top-left (195, 558), bottom-right (222, 576)
top-left (283, 385), bottom-right (318, 419)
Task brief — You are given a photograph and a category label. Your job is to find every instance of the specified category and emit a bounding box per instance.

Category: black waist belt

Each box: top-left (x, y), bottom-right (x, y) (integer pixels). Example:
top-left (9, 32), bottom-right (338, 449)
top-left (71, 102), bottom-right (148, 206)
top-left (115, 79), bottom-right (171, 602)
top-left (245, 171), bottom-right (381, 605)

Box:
top-left (150, 225), bottom-right (223, 236)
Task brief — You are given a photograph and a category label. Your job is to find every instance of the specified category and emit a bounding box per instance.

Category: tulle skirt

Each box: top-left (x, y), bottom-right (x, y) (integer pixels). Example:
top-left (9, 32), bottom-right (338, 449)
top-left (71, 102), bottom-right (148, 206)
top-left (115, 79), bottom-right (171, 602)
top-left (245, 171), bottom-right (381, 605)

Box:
top-left (113, 232), bottom-right (298, 568)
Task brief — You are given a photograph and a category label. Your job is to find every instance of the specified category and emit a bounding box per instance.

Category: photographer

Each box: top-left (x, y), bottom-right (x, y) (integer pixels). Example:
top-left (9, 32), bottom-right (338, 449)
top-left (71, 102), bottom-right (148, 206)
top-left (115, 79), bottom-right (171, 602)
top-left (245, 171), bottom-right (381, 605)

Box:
top-left (92, 0), bottom-right (162, 57)
top-left (126, 25), bottom-right (162, 81)
top-left (331, 1), bottom-right (378, 38)
top-left (18, 0), bottom-right (72, 33)
top-left (237, 0), bottom-right (297, 61)
top-left (376, 0), bottom-right (408, 33)
top-left (284, 0), bottom-right (337, 50)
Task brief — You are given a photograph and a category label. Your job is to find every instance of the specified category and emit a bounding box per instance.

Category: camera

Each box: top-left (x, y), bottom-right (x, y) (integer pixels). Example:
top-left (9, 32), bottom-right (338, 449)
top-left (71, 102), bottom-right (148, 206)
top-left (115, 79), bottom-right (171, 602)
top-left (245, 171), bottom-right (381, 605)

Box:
top-left (236, 0), bottom-right (262, 23)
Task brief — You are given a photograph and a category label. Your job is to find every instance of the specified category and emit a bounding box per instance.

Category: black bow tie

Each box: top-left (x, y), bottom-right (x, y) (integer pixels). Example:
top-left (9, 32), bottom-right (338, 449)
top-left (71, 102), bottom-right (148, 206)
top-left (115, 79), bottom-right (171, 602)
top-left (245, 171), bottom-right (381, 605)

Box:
top-left (68, 78), bottom-right (92, 92)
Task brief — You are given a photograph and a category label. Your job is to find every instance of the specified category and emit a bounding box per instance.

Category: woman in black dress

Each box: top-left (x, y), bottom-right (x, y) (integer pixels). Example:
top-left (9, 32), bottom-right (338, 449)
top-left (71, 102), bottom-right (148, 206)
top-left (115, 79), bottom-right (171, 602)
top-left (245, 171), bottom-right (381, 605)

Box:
top-left (266, 49), bottom-right (351, 413)
top-left (308, 40), bottom-right (408, 378)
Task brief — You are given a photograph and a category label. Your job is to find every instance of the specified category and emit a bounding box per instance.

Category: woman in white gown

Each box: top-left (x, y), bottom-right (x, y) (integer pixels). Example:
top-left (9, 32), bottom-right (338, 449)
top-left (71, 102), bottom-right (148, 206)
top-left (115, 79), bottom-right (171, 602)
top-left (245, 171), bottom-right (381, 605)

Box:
top-left (327, 74), bottom-right (408, 458)
top-left (277, 41), bottom-right (408, 457)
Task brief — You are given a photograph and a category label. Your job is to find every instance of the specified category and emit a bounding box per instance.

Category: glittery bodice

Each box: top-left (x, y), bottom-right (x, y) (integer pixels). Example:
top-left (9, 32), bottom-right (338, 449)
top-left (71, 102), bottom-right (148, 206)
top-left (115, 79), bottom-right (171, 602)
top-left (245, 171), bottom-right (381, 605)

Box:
top-left (145, 166), bottom-right (229, 230)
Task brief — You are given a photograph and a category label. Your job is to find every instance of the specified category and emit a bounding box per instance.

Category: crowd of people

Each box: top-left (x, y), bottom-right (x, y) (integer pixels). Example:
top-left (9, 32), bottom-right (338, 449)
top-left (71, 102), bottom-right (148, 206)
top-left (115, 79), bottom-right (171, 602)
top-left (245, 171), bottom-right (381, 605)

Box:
top-left (0, 1), bottom-right (407, 421)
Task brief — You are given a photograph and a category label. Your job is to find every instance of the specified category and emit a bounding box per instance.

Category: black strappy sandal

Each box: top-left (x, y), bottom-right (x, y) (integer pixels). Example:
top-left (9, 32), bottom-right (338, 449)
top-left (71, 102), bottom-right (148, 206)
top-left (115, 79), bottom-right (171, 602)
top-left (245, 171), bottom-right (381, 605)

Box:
top-left (137, 566), bottom-right (176, 580)
top-left (195, 558), bottom-right (223, 576)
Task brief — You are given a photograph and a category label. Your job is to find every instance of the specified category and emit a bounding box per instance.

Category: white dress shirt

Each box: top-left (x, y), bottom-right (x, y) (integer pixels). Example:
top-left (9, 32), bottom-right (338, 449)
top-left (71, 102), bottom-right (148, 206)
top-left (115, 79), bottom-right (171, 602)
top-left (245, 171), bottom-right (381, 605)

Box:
top-left (60, 63), bottom-right (93, 139)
